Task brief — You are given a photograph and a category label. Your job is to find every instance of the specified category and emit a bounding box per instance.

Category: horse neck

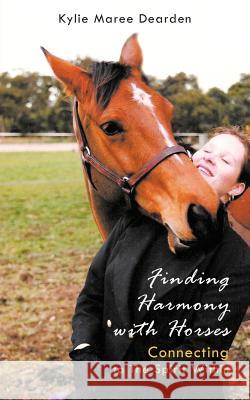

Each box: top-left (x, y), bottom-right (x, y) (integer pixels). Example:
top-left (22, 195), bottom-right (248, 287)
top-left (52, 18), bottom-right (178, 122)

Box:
top-left (83, 172), bottom-right (127, 240)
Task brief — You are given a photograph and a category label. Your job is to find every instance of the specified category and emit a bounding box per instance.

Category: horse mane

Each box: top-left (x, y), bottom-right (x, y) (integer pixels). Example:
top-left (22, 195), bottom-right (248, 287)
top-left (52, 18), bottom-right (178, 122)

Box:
top-left (175, 137), bottom-right (196, 155)
top-left (91, 62), bottom-right (131, 108)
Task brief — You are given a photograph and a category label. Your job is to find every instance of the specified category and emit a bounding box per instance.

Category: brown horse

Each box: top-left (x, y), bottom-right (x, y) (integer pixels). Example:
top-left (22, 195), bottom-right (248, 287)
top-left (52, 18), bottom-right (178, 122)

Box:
top-left (42, 34), bottom-right (222, 253)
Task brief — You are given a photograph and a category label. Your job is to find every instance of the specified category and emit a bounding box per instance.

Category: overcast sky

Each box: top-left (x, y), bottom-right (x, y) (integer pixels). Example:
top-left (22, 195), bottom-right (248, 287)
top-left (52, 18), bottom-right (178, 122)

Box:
top-left (0, 0), bottom-right (249, 91)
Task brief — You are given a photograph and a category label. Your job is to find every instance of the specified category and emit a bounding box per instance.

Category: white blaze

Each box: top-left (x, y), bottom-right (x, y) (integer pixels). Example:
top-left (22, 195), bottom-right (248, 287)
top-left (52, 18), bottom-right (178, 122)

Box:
top-left (157, 121), bottom-right (184, 164)
top-left (131, 83), bottom-right (154, 111)
top-left (130, 83), bottom-right (184, 164)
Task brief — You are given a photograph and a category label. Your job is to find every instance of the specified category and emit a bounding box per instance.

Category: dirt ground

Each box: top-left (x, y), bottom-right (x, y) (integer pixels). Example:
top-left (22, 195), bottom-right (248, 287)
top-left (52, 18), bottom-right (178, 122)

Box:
top-left (0, 251), bottom-right (94, 361)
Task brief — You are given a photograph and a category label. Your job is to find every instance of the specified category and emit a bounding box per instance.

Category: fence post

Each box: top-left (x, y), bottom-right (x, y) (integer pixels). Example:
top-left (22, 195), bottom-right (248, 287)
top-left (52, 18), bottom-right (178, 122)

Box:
top-left (198, 133), bottom-right (208, 148)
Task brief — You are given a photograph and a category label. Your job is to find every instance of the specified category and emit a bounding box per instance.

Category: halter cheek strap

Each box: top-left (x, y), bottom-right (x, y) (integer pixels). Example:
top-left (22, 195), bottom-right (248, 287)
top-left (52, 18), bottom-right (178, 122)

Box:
top-left (73, 98), bottom-right (188, 206)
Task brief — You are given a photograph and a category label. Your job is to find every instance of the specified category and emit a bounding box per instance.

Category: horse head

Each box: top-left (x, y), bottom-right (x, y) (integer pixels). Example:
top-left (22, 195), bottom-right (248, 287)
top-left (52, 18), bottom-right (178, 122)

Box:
top-left (42, 34), bottom-right (221, 253)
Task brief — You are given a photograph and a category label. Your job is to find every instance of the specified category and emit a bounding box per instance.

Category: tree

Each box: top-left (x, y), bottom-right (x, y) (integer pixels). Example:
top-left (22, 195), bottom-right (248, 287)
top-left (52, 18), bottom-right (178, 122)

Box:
top-left (226, 74), bottom-right (250, 126)
top-left (207, 87), bottom-right (229, 126)
top-left (0, 57), bottom-right (95, 133)
top-left (0, 72), bottom-right (56, 132)
top-left (170, 90), bottom-right (220, 132)
top-left (74, 56), bottom-right (94, 71)
top-left (159, 72), bottom-right (199, 98)
top-left (158, 73), bottom-right (217, 132)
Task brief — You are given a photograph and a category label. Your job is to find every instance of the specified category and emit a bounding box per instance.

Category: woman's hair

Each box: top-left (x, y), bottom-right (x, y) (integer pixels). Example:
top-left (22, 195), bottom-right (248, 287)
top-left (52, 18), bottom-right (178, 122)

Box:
top-left (210, 126), bottom-right (250, 187)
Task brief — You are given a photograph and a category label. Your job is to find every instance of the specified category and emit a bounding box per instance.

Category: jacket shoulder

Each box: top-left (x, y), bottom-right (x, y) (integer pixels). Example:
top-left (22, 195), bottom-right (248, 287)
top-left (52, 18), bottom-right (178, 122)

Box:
top-left (211, 225), bottom-right (250, 275)
top-left (108, 210), bottom-right (144, 243)
top-left (223, 225), bottom-right (249, 254)
top-left (118, 209), bottom-right (154, 233)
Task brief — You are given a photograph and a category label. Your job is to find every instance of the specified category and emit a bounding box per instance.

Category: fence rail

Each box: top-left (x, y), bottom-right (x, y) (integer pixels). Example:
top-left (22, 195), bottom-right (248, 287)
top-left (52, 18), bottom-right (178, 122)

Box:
top-left (0, 132), bottom-right (72, 137)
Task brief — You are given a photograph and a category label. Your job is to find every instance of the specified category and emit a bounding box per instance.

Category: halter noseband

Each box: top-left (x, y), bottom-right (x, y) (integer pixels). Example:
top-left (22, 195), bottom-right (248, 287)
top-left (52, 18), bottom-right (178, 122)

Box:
top-left (73, 98), bottom-right (188, 207)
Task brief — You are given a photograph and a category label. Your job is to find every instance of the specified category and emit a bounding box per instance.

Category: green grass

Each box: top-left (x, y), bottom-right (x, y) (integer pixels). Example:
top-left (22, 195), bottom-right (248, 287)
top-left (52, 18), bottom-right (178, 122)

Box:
top-left (0, 152), bottom-right (101, 263)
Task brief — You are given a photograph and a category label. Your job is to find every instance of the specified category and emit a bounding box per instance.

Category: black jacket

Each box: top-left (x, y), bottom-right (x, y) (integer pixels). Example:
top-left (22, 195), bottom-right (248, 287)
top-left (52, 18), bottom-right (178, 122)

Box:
top-left (70, 210), bottom-right (250, 361)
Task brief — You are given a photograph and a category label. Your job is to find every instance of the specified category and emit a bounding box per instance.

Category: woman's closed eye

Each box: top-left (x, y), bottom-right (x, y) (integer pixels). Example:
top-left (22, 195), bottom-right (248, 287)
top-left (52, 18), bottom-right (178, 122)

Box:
top-left (203, 149), bottom-right (211, 154)
top-left (221, 154), bottom-right (234, 165)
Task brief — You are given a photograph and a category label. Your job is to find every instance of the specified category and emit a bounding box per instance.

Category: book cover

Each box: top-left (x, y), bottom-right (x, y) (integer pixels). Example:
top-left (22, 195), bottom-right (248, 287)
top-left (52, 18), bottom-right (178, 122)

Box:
top-left (0, 0), bottom-right (249, 398)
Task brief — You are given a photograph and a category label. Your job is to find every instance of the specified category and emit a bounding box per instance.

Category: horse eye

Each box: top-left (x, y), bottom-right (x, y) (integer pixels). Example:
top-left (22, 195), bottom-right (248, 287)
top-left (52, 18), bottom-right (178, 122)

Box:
top-left (101, 121), bottom-right (124, 136)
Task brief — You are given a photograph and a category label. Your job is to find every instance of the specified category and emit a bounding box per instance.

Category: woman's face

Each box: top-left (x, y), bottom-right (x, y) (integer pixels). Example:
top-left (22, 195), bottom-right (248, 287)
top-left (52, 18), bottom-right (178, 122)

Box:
top-left (192, 134), bottom-right (245, 198)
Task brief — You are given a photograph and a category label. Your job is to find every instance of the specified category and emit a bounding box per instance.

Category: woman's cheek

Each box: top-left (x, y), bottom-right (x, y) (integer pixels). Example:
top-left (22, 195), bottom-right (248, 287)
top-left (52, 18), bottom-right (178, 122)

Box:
top-left (192, 155), bottom-right (202, 167)
top-left (220, 174), bottom-right (235, 193)
top-left (224, 166), bottom-right (238, 186)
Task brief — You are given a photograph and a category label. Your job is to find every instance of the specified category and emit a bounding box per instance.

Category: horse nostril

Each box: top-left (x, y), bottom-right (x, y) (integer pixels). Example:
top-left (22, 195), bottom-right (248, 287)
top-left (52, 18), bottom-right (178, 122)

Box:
top-left (187, 203), bottom-right (214, 241)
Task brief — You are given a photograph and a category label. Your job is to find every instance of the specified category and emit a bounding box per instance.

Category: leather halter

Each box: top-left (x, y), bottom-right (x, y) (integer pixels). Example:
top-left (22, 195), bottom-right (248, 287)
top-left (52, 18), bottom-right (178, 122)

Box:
top-left (73, 98), bottom-right (188, 206)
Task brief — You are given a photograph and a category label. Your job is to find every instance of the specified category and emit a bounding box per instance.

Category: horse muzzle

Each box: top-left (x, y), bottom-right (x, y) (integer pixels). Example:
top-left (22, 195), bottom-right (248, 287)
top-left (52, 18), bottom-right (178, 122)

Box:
top-left (167, 202), bottom-right (225, 254)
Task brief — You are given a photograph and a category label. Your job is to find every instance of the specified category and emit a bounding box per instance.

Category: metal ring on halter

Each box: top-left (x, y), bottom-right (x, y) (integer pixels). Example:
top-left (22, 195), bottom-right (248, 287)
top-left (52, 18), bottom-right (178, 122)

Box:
top-left (84, 146), bottom-right (91, 156)
top-left (122, 176), bottom-right (130, 190)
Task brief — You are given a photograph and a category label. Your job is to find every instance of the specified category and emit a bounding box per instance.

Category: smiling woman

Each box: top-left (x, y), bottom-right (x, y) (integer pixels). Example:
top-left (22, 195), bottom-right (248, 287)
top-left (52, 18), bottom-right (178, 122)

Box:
top-left (192, 127), bottom-right (249, 202)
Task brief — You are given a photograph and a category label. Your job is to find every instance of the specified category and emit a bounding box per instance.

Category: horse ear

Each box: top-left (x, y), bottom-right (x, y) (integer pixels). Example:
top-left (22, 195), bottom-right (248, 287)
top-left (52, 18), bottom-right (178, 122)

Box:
top-left (41, 47), bottom-right (90, 99)
top-left (119, 33), bottom-right (143, 69)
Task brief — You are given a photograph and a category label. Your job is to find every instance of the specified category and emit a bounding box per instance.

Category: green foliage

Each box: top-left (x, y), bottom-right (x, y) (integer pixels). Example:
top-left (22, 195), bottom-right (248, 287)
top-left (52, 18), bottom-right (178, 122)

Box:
top-left (73, 56), bottom-right (95, 70)
top-left (227, 74), bottom-right (250, 126)
top-left (0, 59), bottom-right (249, 133)
top-left (159, 72), bottom-right (199, 98)
top-left (171, 91), bottom-right (220, 132)
top-left (151, 72), bottom-right (250, 132)
top-left (0, 72), bottom-right (72, 133)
